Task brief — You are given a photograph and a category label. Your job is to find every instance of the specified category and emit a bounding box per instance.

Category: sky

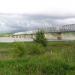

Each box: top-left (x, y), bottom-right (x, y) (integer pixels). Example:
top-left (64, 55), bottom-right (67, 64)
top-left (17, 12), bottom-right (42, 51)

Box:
top-left (0, 0), bottom-right (75, 33)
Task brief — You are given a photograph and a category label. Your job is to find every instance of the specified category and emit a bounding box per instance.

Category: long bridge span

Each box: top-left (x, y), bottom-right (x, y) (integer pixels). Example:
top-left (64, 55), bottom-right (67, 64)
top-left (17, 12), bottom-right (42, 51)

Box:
top-left (41, 24), bottom-right (75, 40)
top-left (13, 24), bottom-right (75, 40)
top-left (43, 24), bottom-right (75, 33)
top-left (0, 24), bottom-right (75, 42)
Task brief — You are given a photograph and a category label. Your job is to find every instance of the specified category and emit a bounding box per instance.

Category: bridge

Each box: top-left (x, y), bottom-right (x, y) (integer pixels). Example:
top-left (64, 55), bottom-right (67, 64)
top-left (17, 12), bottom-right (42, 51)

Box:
top-left (41, 24), bottom-right (75, 33)
top-left (42, 24), bottom-right (75, 40)
top-left (12, 24), bottom-right (75, 41)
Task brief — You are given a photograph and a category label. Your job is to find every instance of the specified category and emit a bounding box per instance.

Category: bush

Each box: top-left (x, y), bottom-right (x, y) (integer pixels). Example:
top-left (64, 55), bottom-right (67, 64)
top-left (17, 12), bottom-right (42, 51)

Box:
top-left (28, 44), bottom-right (45, 55)
top-left (13, 42), bottom-right (46, 57)
top-left (14, 42), bottom-right (25, 57)
top-left (34, 30), bottom-right (47, 47)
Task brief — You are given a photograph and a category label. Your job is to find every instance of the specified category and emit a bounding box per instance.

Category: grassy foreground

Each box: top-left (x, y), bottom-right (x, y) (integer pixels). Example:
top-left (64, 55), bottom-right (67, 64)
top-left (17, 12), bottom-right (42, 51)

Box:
top-left (0, 41), bottom-right (75, 75)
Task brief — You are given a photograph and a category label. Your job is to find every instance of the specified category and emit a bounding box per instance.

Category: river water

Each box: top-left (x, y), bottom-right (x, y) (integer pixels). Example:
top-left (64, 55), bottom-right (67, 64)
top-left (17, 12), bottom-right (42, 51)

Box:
top-left (0, 34), bottom-right (75, 42)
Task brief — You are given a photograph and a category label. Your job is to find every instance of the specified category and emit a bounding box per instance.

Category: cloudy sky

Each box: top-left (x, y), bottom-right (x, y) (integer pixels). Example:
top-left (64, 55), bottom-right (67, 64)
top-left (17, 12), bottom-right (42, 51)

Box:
top-left (0, 0), bottom-right (75, 33)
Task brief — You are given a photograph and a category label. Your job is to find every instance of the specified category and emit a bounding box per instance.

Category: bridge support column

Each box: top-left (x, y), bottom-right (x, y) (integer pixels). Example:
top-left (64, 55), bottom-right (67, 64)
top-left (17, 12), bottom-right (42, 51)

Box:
top-left (57, 32), bottom-right (62, 40)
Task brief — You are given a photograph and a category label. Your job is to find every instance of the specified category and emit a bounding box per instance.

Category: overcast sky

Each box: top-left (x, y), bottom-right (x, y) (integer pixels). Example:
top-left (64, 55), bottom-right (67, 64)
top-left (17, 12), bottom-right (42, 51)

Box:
top-left (0, 0), bottom-right (75, 33)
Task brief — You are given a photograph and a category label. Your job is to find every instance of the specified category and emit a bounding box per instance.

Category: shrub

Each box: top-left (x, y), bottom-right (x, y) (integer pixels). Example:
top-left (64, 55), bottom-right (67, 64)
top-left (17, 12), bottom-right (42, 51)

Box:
top-left (28, 44), bottom-right (45, 55)
top-left (34, 30), bottom-right (47, 47)
top-left (14, 42), bottom-right (25, 57)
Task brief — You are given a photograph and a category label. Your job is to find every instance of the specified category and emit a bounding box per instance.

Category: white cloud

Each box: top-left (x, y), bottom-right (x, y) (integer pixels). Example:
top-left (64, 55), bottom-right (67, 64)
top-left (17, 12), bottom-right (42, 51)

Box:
top-left (0, 0), bottom-right (75, 16)
top-left (55, 18), bottom-right (75, 25)
top-left (0, 14), bottom-right (75, 33)
top-left (0, 0), bottom-right (75, 33)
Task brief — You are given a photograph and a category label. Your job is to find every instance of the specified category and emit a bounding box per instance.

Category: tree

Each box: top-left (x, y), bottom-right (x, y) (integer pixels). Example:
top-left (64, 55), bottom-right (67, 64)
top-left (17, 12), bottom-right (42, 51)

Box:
top-left (34, 30), bottom-right (47, 46)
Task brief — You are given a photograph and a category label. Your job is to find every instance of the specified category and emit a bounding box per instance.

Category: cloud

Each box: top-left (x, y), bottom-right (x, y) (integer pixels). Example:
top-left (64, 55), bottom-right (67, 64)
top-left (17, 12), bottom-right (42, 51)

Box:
top-left (0, 14), bottom-right (75, 33)
top-left (55, 18), bottom-right (75, 25)
top-left (0, 0), bottom-right (75, 33)
top-left (0, 0), bottom-right (75, 17)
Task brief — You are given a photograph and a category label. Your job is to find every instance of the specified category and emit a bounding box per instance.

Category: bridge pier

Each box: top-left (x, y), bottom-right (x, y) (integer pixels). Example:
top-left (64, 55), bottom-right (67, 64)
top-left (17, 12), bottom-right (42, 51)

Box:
top-left (57, 32), bottom-right (62, 40)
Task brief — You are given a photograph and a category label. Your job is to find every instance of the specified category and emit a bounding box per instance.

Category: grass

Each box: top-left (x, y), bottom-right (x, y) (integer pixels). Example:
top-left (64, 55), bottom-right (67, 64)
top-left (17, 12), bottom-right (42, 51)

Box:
top-left (0, 41), bottom-right (74, 75)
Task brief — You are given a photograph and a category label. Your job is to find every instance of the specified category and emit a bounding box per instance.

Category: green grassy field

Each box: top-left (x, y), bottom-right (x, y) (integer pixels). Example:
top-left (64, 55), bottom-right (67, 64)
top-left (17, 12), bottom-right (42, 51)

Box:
top-left (0, 41), bottom-right (75, 75)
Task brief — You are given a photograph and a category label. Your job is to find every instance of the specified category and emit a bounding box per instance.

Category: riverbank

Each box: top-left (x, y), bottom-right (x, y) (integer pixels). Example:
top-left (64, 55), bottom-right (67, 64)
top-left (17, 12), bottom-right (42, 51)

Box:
top-left (0, 42), bottom-right (74, 75)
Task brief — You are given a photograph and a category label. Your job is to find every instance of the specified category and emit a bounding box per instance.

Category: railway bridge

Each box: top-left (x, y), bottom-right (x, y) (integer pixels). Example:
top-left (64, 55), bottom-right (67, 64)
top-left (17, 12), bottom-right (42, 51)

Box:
top-left (44, 24), bottom-right (75, 40)
top-left (13, 24), bottom-right (75, 40)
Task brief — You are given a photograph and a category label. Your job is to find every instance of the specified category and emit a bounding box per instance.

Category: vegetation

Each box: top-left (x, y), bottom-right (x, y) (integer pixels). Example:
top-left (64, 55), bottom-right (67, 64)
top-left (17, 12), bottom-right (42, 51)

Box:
top-left (34, 30), bottom-right (47, 46)
top-left (0, 41), bottom-right (74, 75)
top-left (0, 33), bottom-right (12, 37)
